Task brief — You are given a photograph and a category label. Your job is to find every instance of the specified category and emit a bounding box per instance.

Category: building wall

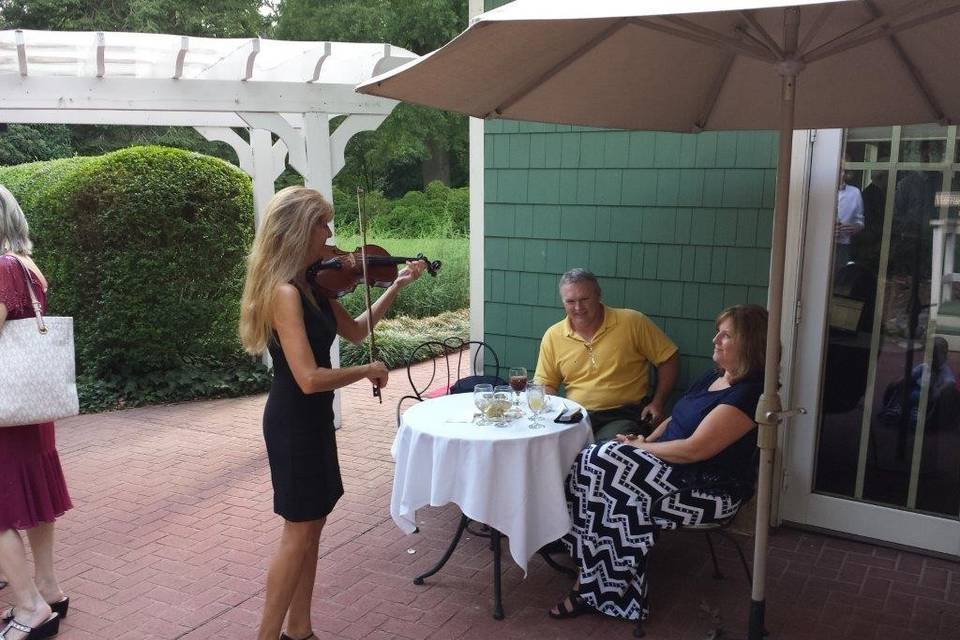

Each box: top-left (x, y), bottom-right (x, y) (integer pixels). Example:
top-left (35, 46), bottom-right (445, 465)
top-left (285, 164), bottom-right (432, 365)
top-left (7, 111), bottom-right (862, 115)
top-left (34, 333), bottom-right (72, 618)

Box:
top-left (480, 0), bottom-right (777, 390)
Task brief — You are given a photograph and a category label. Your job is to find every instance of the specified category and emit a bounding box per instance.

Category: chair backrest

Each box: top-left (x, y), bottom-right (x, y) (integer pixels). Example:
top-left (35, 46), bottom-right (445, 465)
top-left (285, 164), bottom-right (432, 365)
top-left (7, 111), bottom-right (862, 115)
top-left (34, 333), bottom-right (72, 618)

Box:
top-left (397, 338), bottom-right (505, 428)
top-left (404, 337), bottom-right (504, 398)
top-left (442, 337), bottom-right (505, 394)
top-left (404, 340), bottom-right (450, 400)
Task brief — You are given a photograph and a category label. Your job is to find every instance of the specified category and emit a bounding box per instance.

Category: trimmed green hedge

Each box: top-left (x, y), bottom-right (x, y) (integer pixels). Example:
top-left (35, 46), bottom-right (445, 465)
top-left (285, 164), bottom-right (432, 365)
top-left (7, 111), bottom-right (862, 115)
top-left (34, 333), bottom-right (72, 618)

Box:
top-left (0, 147), bottom-right (268, 411)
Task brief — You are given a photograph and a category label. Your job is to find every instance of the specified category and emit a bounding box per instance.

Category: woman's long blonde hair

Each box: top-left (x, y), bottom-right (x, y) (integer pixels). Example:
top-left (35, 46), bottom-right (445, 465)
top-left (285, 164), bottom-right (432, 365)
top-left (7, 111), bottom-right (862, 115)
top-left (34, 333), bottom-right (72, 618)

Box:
top-left (239, 186), bottom-right (333, 355)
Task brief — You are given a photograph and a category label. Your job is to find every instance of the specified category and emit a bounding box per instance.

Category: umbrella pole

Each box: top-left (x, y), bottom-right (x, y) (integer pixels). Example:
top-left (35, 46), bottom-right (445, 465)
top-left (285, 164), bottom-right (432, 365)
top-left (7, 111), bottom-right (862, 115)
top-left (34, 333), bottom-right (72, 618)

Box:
top-left (750, 10), bottom-right (801, 640)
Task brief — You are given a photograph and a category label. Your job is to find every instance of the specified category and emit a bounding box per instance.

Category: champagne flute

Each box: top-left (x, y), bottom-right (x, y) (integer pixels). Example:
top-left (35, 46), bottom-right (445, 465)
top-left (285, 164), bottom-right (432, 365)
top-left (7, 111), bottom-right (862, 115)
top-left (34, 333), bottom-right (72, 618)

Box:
top-left (473, 383), bottom-right (493, 425)
top-left (508, 366), bottom-right (528, 407)
top-left (526, 383), bottom-right (546, 429)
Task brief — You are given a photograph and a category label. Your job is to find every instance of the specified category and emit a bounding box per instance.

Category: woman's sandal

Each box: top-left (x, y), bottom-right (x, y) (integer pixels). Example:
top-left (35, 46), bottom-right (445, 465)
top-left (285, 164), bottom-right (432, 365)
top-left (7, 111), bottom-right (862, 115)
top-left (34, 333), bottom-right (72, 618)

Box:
top-left (0, 612), bottom-right (60, 640)
top-left (2, 598), bottom-right (68, 625)
top-left (548, 590), bottom-right (594, 619)
top-left (279, 633), bottom-right (316, 640)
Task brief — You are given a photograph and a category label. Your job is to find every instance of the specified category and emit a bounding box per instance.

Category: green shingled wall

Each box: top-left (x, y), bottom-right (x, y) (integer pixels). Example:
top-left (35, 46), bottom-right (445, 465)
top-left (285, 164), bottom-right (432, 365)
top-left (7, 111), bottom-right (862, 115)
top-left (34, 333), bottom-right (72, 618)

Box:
top-left (481, 1), bottom-right (775, 389)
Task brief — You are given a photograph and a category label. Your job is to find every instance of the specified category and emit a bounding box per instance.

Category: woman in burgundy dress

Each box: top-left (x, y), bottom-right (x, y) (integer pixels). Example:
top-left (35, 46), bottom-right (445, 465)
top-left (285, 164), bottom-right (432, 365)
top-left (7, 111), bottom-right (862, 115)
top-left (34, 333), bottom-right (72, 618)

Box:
top-left (0, 186), bottom-right (71, 640)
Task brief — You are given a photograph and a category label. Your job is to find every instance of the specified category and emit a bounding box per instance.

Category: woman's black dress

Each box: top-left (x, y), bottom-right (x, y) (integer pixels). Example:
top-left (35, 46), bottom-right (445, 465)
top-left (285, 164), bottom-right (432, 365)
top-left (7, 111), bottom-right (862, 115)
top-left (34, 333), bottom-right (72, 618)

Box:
top-left (263, 289), bottom-right (343, 522)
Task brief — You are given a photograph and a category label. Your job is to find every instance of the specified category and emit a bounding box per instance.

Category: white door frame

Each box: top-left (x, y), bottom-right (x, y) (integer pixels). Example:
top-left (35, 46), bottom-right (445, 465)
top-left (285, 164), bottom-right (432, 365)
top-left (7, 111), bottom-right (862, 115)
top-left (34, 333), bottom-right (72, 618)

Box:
top-left (778, 129), bottom-right (960, 556)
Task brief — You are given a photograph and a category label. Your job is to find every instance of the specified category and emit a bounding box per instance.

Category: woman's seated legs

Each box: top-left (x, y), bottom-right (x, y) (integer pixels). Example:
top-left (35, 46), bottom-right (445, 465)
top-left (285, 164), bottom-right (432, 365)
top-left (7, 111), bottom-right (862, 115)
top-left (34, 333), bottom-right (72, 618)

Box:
top-left (558, 442), bottom-right (740, 622)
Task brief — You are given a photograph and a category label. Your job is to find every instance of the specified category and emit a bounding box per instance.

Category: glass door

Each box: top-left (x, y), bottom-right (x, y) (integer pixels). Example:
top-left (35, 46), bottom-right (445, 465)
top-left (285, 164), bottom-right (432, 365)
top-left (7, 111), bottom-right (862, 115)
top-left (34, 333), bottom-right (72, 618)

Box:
top-left (781, 126), bottom-right (960, 556)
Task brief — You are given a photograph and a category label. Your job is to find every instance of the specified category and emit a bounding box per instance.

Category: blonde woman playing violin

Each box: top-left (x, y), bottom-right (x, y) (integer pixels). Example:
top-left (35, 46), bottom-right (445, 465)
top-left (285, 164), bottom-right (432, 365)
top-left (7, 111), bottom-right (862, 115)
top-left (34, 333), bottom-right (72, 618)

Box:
top-left (239, 186), bottom-right (423, 640)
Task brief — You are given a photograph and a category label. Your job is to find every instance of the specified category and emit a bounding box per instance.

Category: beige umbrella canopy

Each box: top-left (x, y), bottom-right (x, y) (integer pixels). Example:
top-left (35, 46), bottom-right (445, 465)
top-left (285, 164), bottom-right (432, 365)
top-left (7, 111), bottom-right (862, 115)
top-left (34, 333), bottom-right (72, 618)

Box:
top-left (359, 0), bottom-right (960, 131)
top-left (359, 1), bottom-right (960, 638)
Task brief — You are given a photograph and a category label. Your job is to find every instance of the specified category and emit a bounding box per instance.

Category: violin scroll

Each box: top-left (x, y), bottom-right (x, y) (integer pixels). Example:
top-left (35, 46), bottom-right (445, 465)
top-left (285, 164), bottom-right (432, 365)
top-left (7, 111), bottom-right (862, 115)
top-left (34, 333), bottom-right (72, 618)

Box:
top-left (414, 252), bottom-right (442, 277)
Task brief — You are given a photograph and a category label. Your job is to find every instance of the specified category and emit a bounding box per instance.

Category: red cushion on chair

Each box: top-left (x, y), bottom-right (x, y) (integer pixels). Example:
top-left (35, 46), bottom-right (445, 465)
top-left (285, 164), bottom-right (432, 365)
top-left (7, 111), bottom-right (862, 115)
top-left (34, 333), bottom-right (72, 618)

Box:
top-left (423, 386), bottom-right (450, 399)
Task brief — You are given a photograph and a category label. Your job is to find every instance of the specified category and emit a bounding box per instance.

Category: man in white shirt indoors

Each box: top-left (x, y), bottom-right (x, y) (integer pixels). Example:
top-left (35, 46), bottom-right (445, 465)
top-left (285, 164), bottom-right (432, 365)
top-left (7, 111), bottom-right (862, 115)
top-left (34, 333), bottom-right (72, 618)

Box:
top-left (836, 168), bottom-right (865, 273)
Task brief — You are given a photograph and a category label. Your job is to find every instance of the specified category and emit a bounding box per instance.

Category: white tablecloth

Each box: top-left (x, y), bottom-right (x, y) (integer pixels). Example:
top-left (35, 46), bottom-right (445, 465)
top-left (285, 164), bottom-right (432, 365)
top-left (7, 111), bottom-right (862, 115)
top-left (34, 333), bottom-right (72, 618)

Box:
top-left (390, 393), bottom-right (592, 573)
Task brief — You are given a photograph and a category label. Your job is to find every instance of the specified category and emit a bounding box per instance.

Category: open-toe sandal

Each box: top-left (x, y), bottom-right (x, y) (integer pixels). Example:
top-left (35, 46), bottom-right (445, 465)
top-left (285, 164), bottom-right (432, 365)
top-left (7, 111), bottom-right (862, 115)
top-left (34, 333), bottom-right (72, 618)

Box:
top-left (548, 591), bottom-right (593, 619)
top-left (3, 598), bottom-right (68, 625)
top-left (280, 633), bottom-right (316, 640)
top-left (0, 613), bottom-right (60, 640)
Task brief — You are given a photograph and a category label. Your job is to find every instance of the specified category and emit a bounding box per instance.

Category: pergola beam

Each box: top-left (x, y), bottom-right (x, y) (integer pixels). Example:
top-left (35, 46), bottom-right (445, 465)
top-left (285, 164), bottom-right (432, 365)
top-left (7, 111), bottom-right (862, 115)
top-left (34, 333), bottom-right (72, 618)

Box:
top-left (0, 109), bottom-right (308, 128)
top-left (0, 75), bottom-right (397, 115)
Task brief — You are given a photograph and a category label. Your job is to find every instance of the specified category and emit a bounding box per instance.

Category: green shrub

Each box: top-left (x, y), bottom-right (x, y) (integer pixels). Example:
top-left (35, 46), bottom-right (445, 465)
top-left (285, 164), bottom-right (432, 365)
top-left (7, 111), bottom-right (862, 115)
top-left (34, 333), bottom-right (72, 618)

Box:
top-left (332, 181), bottom-right (468, 238)
top-left (0, 147), bottom-right (265, 411)
top-left (334, 237), bottom-right (468, 319)
top-left (339, 309), bottom-right (469, 370)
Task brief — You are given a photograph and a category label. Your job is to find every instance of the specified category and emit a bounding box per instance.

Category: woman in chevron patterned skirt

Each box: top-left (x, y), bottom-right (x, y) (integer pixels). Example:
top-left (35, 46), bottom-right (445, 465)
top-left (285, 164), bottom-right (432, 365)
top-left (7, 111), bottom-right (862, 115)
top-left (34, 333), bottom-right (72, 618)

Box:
top-left (549, 304), bottom-right (768, 622)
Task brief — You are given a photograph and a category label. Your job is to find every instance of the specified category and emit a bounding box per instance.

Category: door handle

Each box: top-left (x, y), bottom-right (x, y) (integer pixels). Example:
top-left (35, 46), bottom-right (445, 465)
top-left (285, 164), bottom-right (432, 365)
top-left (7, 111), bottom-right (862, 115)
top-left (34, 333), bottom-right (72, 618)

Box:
top-left (765, 407), bottom-right (807, 422)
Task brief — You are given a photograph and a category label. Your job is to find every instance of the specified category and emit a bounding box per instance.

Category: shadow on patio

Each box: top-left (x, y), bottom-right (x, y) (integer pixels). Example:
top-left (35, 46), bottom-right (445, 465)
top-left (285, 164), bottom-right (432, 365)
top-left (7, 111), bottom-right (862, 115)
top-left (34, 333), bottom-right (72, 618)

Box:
top-left (5, 361), bottom-right (957, 640)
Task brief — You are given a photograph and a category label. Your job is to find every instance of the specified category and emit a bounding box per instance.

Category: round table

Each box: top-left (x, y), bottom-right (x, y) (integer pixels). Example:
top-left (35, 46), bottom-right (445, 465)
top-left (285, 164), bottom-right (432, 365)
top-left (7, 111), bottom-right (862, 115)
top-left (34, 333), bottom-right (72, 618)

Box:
top-left (390, 392), bottom-right (592, 573)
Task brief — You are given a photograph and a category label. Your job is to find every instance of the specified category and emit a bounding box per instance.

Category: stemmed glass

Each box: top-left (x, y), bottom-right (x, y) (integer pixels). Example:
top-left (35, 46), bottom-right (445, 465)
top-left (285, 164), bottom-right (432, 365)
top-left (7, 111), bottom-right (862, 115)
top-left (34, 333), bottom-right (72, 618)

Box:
top-left (508, 367), bottom-right (528, 407)
top-left (492, 385), bottom-right (513, 425)
top-left (526, 383), bottom-right (546, 429)
top-left (473, 383), bottom-right (493, 425)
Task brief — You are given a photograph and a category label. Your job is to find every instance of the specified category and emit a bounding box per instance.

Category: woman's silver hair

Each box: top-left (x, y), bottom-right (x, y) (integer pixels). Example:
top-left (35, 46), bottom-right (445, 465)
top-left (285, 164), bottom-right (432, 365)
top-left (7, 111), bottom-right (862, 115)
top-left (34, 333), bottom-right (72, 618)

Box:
top-left (559, 268), bottom-right (601, 295)
top-left (0, 185), bottom-right (32, 256)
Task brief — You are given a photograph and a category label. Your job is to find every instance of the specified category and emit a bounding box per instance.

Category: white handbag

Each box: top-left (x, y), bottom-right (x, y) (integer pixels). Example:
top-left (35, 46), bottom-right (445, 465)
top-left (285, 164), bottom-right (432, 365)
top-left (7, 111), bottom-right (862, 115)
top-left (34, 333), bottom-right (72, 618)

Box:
top-left (0, 257), bottom-right (79, 427)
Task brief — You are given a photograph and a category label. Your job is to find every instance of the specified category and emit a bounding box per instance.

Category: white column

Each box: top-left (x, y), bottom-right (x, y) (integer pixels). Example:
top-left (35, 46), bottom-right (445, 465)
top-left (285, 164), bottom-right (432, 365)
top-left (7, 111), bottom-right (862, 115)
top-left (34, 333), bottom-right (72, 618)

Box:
top-left (302, 112), bottom-right (345, 427)
top-left (249, 128), bottom-right (277, 229)
top-left (468, 0), bottom-right (486, 368)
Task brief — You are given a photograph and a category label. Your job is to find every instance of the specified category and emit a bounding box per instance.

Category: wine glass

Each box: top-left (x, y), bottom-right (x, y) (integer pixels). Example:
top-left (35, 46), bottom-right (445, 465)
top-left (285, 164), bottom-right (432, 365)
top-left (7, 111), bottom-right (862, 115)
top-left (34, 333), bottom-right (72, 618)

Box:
top-left (526, 383), bottom-right (546, 429)
top-left (473, 383), bottom-right (493, 425)
top-left (491, 385), bottom-right (513, 425)
top-left (508, 367), bottom-right (528, 407)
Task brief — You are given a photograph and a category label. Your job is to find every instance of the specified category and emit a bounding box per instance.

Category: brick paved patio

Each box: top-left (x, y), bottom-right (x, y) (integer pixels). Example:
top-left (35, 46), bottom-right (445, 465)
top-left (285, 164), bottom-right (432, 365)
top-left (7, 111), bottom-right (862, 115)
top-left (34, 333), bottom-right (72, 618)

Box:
top-left (4, 363), bottom-right (958, 640)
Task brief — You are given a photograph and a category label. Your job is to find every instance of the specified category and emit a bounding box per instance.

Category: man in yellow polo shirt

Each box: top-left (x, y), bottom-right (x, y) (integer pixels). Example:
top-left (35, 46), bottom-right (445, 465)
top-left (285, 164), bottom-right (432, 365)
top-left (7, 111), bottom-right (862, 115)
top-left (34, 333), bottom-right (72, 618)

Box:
top-left (534, 268), bottom-right (679, 442)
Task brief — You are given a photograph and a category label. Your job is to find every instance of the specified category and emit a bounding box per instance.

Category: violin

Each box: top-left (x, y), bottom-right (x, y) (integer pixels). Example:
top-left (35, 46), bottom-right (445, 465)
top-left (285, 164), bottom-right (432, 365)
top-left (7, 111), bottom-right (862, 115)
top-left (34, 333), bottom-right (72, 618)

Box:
top-left (305, 244), bottom-right (442, 299)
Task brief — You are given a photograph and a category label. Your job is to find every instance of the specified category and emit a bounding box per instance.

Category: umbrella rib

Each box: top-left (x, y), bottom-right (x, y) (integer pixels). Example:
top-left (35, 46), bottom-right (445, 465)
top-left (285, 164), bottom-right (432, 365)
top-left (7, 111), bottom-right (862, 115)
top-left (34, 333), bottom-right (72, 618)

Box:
top-left (802, 0), bottom-right (939, 56)
top-left (631, 17), bottom-right (774, 62)
top-left (803, 1), bottom-right (954, 63)
top-left (738, 10), bottom-right (785, 59)
top-left (797, 4), bottom-right (836, 54)
top-left (485, 19), bottom-right (632, 118)
top-left (693, 51), bottom-right (737, 132)
top-left (862, 0), bottom-right (946, 123)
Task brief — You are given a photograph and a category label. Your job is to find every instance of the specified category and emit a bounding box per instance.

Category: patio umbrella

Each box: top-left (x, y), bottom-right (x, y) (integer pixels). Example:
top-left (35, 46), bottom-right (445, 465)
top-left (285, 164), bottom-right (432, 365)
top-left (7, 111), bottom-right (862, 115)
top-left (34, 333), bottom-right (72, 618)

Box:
top-left (357, 1), bottom-right (960, 637)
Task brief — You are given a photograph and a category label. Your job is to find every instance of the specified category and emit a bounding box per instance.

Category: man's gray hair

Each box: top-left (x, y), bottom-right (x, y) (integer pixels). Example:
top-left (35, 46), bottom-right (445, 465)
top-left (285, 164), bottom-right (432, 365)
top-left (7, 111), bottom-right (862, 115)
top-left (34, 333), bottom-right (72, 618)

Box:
top-left (0, 185), bottom-right (32, 256)
top-left (559, 268), bottom-right (601, 294)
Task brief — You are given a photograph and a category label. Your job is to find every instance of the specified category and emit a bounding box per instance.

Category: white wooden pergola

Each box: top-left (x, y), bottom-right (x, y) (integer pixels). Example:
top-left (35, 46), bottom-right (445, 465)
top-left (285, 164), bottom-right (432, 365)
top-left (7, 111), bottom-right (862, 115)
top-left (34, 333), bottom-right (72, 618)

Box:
top-left (0, 30), bottom-right (417, 420)
top-left (0, 29), bottom-right (417, 222)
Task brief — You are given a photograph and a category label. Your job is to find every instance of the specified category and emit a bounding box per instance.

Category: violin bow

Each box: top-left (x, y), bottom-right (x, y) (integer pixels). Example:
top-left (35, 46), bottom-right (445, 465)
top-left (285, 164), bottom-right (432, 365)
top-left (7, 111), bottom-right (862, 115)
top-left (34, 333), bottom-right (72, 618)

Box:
top-left (357, 187), bottom-right (382, 403)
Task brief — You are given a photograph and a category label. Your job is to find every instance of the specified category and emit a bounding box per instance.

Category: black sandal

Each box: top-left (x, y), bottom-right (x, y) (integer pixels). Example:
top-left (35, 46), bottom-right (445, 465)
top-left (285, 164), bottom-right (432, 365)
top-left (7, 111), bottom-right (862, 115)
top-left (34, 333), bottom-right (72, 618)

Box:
top-left (280, 633), bottom-right (316, 640)
top-left (3, 598), bottom-right (68, 624)
top-left (548, 591), bottom-right (594, 619)
top-left (0, 613), bottom-right (60, 640)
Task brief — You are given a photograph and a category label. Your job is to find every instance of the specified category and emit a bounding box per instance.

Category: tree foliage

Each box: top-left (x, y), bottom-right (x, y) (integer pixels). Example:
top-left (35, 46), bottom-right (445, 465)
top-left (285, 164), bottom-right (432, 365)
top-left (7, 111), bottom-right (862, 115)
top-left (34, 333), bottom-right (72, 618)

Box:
top-left (0, 124), bottom-right (72, 165)
top-left (275, 0), bottom-right (469, 195)
top-left (0, 0), bottom-right (269, 36)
